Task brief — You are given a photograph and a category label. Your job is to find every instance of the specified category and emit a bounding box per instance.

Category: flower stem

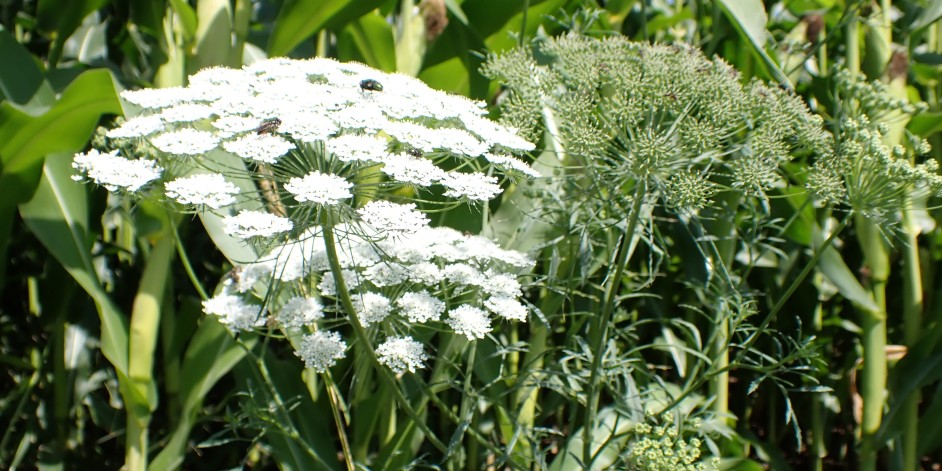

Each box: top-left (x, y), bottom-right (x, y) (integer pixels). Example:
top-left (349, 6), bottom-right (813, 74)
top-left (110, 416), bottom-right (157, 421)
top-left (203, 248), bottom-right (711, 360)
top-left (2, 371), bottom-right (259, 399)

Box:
top-left (320, 219), bottom-right (448, 454)
top-left (322, 370), bottom-right (355, 471)
top-left (583, 181), bottom-right (646, 467)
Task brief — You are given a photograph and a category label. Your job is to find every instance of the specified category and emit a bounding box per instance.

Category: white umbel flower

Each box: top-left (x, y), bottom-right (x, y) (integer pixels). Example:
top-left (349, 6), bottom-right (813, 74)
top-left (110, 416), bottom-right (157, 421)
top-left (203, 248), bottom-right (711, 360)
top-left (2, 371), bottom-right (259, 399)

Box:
top-left (165, 173), bottom-right (238, 209)
top-left (277, 296), bottom-right (323, 328)
top-left (285, 171), bottom-right (353, 205)
top-left (222, 210), bottom-right (293, 239)
top-left (72, 149), bottom-right (162, 192)
top-left (121, 86), bottom-right (196, 109)
top-left (484, 153), bottom-right (540, 178)
top-left (106, 115), bottom-right (165, 138)
top-left (381, 153), bottom-right (448, 186)
top-left (150, 129), bottom-right (220, 156)
top-left (295, 331), bottom-right (347, 372)
top-left (327, 134), bottom-right (388, 163)
top-left (160, 103), bottom-right (216, 123)
top-left (351, 292), bottom-right (392, 326)
top-left (484, 296), bottom-right (528, 321)
top-left (396, 291), bottom-right (445, 323)
top-left (212, 115), bottom-right (261, 137)
top-left (357, 201), bottom-right (429, 235)
top-left (376, 336), bottom-right (428, 374)
top-left (223, 133), bottom-right (295, 163)
top-left (202, 292), bottom-right (266, 332)
top-left (440, 172), bottom-right (502, 201)
top-left (446, 305), bottom-right (492, 340)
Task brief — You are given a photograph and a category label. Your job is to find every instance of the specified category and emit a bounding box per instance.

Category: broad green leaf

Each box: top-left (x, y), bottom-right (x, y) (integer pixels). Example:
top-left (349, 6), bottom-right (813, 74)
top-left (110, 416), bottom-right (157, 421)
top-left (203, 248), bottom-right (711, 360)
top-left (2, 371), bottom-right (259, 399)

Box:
top-left (168, 0), bottom-right (198, 41)
top-left (908, 111), bottom-right (942, 137)
top-left (198, 148), bottom-right (263, 264)
top-left (232, 355), bottom-right (340, 470)
top-left (193, 0), bottom-right (234, 71)
top-left (548, 406), bottom-right (639, 471)
top-left (482, 135), bottom-right (557, 253)
top-left (36, 0), bottom-right (109, 64)
top-left (879, 349), bottom-right (942, 447)
top-left (0, 68), bottom-right (122, 206)
top-left (336, 14), bottom-right (396, 72)
top-left (268, 0), bottom-right (385, 57)
top-left (812, 225), bottom-right (879, 312)
top-left (482, 0), bottom-right (570, 53)
top-left (911, 0), bottom-right (942, 30)
top-left (918, 384), bottom-right (942, 455)
top-left (151, 317), bottom-right (254, 470)
top-left (0, 28), bottom-right (50, 106)
top-left (716, 0), bottom-right (791, 87)
top-left (19, 153), bottom-right (129, 376)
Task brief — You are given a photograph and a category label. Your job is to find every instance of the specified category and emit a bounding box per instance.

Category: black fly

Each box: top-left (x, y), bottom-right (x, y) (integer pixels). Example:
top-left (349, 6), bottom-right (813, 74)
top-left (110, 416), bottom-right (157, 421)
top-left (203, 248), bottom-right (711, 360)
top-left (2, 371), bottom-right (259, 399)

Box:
top-left (255, 118), bottom-right (282, 135)
top-left (359, 79), bottom-right (383, 92)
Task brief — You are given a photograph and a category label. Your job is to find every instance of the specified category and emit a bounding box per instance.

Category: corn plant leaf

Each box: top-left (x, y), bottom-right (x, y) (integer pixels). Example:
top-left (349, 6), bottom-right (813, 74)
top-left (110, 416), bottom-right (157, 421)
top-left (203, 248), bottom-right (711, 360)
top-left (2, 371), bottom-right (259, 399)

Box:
top-left (151, 316), bottom-right (256, 470)
top-left (716, 0), bottom-right (791, 88)
top-left (268, 0), bottom-right (385, 57)
top-left (812, 225), bottom-right (879, 312)
top-left (336, 14), bottom-right (396, 72)
top-left (19, 153), bottom-right (130, 376)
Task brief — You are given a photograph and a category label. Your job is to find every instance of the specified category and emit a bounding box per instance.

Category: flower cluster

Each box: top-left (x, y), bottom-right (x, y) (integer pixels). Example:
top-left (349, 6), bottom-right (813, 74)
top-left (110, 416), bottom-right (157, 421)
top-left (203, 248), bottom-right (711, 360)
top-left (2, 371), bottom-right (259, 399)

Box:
top-left (482, 36), bottom-right (833, 207)
top-left (74, 57), bottom-right (537, 374)
top-left (73, 57), bottom-right (535, 213)
top-left (623, 412), bottom-right (716, 471)
top-left (806, 70), bottom-right (941, 224)
top-left (220, 201), bottom-right (533, 371)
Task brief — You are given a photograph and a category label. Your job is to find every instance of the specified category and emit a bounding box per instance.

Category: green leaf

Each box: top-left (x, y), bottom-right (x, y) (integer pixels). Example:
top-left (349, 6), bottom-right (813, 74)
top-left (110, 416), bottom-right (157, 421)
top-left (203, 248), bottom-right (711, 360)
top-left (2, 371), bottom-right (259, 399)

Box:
top-left (879, 349), bottom-right (942, 447)
top-left (911, 0), bottom-right (942, 31)
top-left (193, 0), bottom-right (234, 71)
top-left (19, 153), bottom-right (129, 376)
top-left (336, 14), bottom-right (396, 72)
top-left (198, 149), bottom-right (263, 264)
top-left (716, 0), bottom-right (791, 88)
top-left (812, 225), bottom-right (879, 312)
top-left (151, 317), bottom-right (253, 470)
top-left (168, 0), bottom-right (198, 41)
top-left (908, 112), bottom-right (942, 138)
top-left (268, 0), bottom-right (385, 57)
top-left (0, 28), bottom-right (49, 106)
top-left (36, 0), bottom-right (110, 64)
top-left (0, 68), bottom-right (122, 206)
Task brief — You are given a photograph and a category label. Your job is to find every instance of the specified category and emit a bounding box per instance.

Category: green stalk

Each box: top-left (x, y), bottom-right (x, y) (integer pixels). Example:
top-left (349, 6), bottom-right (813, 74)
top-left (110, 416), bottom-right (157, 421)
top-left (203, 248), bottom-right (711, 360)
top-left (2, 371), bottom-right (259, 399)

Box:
top-left (231, 0), bottom-right (251, 66)
top-left (321, 219), bottom-right (448, 454)
top-left (323, 370), bottom-right (356, 471)
top-left (811, 300), bottom-right (827, 471)
top-left (583, 182), bottom-right (646, 467)
top-left (703, 189), bottom-right (742, 425)
top-left (125, 234), bottom-right (175, 471)
top-left (854, 216), bottom-right (888, 471)
top-left (846, 11), bottom-right (860, 75)
top-left (899, 201), bottom-right (922, 471)
top-left (710, 308), bottom-right (729, 421)
top-left (886, 50), bottom-right (921, 471)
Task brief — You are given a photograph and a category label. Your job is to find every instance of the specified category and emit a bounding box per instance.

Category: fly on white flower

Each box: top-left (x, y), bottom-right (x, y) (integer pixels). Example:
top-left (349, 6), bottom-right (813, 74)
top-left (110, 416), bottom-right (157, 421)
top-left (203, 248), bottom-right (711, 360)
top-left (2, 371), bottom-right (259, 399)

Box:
top-left (78, 56), bottom-right (539, 374)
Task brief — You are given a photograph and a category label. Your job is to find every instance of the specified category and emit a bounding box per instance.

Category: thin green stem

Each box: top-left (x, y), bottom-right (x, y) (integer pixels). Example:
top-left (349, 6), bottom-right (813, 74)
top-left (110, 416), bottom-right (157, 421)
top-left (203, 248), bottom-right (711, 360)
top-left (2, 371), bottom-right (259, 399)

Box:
top-left (323, 371), bottom-right (356, 471)
top-left (583, 182), bottom-right (646, 467)
top-left (734, 213), bottom-right (851, 364)
top-left (170, 219), bottom-right (208, 301)
top-left (667, 212), bottom-right (851, 412)
top-left (321, 220), bottom-right (448, 454)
